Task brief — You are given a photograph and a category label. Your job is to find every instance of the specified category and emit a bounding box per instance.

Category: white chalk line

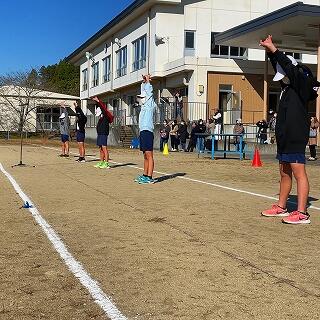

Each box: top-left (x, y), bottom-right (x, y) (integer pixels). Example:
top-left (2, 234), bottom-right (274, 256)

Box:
top-left (0, 163), bottom-right (127, 320)
top-left (29, 144), bottom-right (320, 212)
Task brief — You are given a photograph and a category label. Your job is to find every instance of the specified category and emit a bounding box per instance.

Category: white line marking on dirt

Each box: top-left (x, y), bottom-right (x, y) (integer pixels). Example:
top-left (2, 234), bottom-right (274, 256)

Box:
top-left (0, 163), bottom-right (127, 320)
top-left (30, 144), bottom-right (320, 212)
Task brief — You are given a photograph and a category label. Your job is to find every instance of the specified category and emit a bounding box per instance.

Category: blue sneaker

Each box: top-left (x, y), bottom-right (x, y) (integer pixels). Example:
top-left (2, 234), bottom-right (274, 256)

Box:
top-left (139, 176), bottom-right (156, 184)
top-left (134, 175), bottom-right (145, 183)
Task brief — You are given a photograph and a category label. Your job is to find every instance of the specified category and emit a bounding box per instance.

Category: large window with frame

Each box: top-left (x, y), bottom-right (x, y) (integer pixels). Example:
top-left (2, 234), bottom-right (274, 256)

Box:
top-left (102, 55), bottom-right (111, 82)
top-left (184, 30), bottom-right (195, 56)
top-left (211, 33), bottom-right (247, 59)
top-left (116, 46), bottom-right (127, 77)
top-left (91, 62), bottom-right (99, 87)
top-left (132, 35), bottom-right (147, 71)
top-left (82, 68), bottom-right (88, 91)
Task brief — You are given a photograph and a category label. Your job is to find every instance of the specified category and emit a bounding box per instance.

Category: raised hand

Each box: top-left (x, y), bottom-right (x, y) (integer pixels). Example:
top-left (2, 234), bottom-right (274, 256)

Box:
top-left (259, 35), bottom-right (277, 53)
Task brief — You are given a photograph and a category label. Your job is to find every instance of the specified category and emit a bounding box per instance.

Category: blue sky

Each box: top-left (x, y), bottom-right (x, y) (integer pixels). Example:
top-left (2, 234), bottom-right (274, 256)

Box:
top-left (0, 0), bottom-right (135, 75)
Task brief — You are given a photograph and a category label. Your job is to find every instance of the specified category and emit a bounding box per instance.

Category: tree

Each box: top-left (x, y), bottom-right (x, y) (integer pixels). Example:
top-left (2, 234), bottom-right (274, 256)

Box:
top-left (39, 60), bottom-right (80, 96)
top-left (0, 70), bottom-right (48, 166)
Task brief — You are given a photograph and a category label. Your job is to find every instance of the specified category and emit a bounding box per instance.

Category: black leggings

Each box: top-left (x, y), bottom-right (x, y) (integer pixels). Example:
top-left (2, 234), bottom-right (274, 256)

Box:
top-left (171, 136), bottom-right (179, 150)
top-left (310, 145), bottom-right (317, 158)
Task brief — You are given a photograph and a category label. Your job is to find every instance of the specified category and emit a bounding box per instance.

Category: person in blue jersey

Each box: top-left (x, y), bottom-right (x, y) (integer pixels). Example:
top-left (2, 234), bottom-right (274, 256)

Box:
top-left (135, 74), bottom-right (157, 184)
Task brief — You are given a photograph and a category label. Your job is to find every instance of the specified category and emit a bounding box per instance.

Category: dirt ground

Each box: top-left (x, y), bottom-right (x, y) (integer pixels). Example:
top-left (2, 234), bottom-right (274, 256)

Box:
top-left (0, 140), bottom-right (320, 320)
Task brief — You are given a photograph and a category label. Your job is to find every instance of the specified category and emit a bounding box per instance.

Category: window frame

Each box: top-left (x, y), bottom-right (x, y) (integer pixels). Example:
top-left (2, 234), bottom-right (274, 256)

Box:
top-left (82, 68), bottom-right (88, 91)
top-left (132, 35), bottom-right (147, 72)
top-left (185, 30), bottom-right (195, 50)
top-left (102, 55), bottom-right (111, 83)
top-left (211, 32), bottom-right (247, 60)
top-left (116, 46), bottom-right (128, 78)
top-left (91, 62), bottom-right (99, 87)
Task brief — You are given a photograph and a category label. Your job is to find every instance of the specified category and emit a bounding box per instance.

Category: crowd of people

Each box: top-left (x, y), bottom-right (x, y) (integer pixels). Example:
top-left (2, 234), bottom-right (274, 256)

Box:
top-left (159, 109), bottom-right (223, 153)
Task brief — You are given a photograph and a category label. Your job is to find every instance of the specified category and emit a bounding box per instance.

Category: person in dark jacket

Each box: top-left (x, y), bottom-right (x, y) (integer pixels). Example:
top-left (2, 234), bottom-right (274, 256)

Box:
top-left (92, 96), bottom-right (114, 169)
top-left (178, 120), bottom-right (188, 151)
top-left (260, 35), bottom-right (320, 225)
top-left (74, 101), bottom-right (87, 162)
top-left (197, 119), bottom-right (206, 152)
top-left (159, 119), bottom-right (170, 152)
top-left (256, 119), bottom-right (268, 144)
top-left (187, 122), bottom-right (198, 152)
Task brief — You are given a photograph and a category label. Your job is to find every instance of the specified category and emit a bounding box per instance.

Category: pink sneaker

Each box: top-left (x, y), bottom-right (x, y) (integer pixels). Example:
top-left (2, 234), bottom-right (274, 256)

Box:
top-left (261, 204), bottom-right (289, 217)
top-left (282, 211), bottom-right (310, 225)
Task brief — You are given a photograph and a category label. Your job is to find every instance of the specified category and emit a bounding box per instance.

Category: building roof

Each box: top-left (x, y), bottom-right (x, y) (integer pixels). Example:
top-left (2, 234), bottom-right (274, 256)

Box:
top-left (215, 2), bottom-right (320, 54)
top-left (0, 85), bottom-right (79, 100)
top-left (66, 0), bottom-right (148, 63)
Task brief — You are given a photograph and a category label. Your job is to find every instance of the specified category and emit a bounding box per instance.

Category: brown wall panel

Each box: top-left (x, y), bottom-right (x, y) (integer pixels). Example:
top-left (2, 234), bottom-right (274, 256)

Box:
top-left (207, 72), bottom-right (265, 123)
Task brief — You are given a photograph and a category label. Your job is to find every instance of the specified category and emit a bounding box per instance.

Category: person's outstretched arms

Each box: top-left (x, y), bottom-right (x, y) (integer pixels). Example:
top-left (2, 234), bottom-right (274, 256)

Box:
top-left (92, 96), bottom-right (114, 122)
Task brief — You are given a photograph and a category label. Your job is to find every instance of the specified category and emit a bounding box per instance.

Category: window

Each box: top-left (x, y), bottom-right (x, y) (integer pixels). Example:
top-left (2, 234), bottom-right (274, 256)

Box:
top-left (103, 56), bottom-right (111, 82)
top-left (185, 31), bottom-right (195, 49)
top-left (132, 35), bottom-right (147, 71)
top-left (82, 69), bottom-right (88, 91)
top-left (116, 46), bottom-right (127, 77)
top-left (91, 62), bottom-right (99, 87)
top-left (184, 30), bottom-right (196, 56)
top-left (211, 33), bottom-right (247, 59)
top-left (283, 51), bottom-right (302, 61)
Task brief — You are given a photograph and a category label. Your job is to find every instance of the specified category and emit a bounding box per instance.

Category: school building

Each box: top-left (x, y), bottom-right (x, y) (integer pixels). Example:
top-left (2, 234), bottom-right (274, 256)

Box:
top-left (66, 0), bottom-right (319, 142)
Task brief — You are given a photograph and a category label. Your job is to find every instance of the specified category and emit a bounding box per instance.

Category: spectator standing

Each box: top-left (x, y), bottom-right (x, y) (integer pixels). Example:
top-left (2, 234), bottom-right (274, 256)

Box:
top-left (233, 118), bottom-right (245, 151)
top-left (187, 121), bottom-right (198, 152)
top-left (197, 119), bottom-right (206, 152)
top-left (159, 119), bottom-right (170, 152)
top-left (170, 120), bottom-right (179, 151)
top-left (268, 112), bottom-right (277, 144)
top-left (178, 120), bottom-right (188, 151)
top-left (308, 117), bottom-right (319, 161)
top-left (256, 119), bottom-right (268, 144)
top-left (175, 92), bottom-right (183, 119)
top-left (212, 108), bottom-right (222, 141)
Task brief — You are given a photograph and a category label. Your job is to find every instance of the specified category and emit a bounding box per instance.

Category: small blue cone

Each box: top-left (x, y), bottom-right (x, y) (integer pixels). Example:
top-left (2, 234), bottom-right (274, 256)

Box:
top-left (22, 201), bottom-right (33, 209)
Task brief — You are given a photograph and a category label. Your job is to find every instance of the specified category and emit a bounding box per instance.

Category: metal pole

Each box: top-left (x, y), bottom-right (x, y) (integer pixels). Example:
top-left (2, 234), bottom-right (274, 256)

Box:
top-left (19, 130), bottom-right (23, 165)
top-left (263, 51), bottom-right (268, 120)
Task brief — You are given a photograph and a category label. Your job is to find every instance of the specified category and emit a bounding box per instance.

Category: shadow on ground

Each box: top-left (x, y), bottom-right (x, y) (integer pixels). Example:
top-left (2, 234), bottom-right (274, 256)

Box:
top-left (156, 172), bottom-right (186, 183)
top-left (111, 163), bottom-right (137, 168)
top-left (286, 195), bottom-right (319, 211)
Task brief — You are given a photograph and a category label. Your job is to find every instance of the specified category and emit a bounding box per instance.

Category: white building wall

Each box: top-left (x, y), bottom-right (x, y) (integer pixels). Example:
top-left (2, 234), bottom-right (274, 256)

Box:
top-left (76, 0), bottom-right (318, 115)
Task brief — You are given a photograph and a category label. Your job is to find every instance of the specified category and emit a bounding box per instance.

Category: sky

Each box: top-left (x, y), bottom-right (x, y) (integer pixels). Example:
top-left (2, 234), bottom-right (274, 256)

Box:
top-left (0, 0), bottom-right (135, 75)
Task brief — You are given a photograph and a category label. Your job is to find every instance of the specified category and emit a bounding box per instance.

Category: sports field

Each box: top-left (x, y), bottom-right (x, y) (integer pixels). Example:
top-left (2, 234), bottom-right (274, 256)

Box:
top-left (1, 141), bottom-right (320, 320)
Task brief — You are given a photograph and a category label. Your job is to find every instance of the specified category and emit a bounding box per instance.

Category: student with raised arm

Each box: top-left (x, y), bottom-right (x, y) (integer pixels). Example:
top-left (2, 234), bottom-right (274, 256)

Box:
top-left (260, 35), bottom-right (320, 225)
top-left (134, 74), bottom-right (157, 184)
top-left (74, 101), bottom-right (87, 162)
top-left (92, 96), bottom-right (114, 169)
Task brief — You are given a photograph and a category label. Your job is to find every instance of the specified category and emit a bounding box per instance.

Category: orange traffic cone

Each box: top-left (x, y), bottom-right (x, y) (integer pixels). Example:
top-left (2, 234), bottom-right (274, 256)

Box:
top-left (252, 148), bottom-right (263, 167)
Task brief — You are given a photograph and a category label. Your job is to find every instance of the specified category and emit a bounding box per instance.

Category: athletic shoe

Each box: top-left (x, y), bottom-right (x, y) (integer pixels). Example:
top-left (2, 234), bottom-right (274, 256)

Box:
top-left (308, 157), bottom-right (316, 161)
top-left (99, 161), bottom-right (111, 169)
top-left (261, 204), bottom-right (289, 217)
top-left (59, 154), bottom-right (65, 157)
top-left (94, 161), bottom-right (103, 168)
top-left (139, 176), bottom-right (156, 184)
top-left (134, 175), bottom-right (145, 182)
top-left (76, 157), bottom-right (86, 163)
top-left (282, 211), bottom-right (311, 225)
